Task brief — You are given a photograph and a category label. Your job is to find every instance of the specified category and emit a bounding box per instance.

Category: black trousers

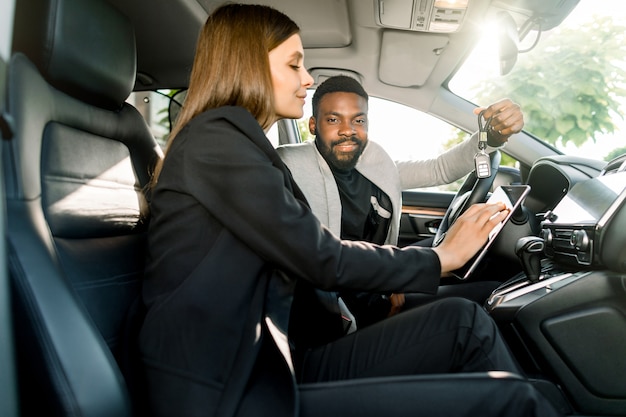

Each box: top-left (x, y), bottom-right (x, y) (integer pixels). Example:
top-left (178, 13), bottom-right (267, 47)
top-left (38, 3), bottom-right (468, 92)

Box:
top-left (299, 373), bottom-right (563, 417)
top-left (342, 280), bottom-right (503, 329)
top-left (297, 297), bottom-right (563, 416)
top-left (299, 297), bottom-right (520, 381)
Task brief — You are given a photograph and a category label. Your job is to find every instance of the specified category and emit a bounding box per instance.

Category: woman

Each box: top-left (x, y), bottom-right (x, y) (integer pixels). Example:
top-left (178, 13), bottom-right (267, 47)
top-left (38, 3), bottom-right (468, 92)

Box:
top-left (139, 4), bottom-right (562, 417)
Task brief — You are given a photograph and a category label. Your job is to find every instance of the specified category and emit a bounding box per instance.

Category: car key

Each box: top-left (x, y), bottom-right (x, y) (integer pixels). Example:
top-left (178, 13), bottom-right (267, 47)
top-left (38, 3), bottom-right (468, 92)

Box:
top-left (475, 110), bottom-right (493, 178)
top-left (478, 129), bottom-right (489, 150)
top-left (474, 150), bottom-right (491, 178)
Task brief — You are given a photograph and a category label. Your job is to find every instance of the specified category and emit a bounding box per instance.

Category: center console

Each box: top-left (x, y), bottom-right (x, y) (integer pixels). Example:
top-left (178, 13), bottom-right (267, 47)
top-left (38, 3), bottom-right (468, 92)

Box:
top-left (484, 168), bottom-right (626, 416)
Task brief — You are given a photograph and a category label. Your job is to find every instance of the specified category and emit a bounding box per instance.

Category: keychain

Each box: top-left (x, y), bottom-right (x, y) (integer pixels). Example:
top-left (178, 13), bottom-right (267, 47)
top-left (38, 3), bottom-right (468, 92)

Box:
top-left (475, 110), bottom-right (493, 179)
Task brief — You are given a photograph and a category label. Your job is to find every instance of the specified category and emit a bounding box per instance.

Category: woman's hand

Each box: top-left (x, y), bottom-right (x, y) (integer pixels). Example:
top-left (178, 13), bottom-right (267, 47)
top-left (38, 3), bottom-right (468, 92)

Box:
top-left (432, 202), bottom-right (508, 275)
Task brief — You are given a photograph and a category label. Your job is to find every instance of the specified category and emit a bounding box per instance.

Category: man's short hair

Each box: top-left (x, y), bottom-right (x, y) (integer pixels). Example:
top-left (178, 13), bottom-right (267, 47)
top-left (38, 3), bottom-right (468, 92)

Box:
top-left (311, 75), bottom-right (368, 117)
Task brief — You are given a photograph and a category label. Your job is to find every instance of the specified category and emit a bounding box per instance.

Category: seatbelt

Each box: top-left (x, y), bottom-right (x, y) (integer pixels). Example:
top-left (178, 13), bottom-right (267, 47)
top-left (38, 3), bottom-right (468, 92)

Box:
top-left (338, 296), bottom-right (357, 334)
top-left (0, 112), bottom-right (13, 140)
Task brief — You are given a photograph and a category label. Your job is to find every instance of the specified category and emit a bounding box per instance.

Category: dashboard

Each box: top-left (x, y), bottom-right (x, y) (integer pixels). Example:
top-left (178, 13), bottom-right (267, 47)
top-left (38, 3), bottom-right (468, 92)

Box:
top-left (542, 169), bottom-right (626, 272)
top-left (485, 153), bottom-right (626, 416)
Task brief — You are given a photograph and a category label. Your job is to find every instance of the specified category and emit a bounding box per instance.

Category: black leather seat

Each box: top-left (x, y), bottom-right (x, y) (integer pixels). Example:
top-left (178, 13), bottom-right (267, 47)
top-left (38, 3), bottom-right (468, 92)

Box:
top-left (4, 0), bottom-right (161, 415)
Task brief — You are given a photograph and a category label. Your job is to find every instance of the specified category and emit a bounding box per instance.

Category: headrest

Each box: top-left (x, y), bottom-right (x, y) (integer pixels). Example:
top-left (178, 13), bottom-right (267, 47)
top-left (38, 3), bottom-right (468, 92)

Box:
top-left (12, 0), bottom-right (136, 109)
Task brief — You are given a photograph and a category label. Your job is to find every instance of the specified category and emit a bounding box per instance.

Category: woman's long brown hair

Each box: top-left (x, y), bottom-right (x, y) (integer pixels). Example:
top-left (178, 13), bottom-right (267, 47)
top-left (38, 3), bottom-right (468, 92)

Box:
top-left (150, 3), bottom-right (300, 187)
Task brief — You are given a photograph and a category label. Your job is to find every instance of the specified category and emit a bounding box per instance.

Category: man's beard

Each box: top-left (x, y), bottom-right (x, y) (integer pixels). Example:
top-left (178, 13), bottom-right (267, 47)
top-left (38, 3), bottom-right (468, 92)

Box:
top-left (315, 134), bottom-right (366, 171)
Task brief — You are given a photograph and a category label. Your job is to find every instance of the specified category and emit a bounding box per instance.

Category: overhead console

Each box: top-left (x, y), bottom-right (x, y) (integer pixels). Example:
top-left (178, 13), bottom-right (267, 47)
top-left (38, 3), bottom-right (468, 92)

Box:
top-left (376, 0), bottom-right (469, 33)
top-left (375, 0), bottom-right (580, 33)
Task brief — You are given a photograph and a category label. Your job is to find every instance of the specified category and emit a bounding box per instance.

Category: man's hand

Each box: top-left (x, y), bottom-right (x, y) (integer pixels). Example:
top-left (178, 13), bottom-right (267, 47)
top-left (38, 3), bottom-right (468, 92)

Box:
top-left (432, 202), bottom-right (509, 274)
top-left (474, 99), bottom-right (524, 146)
top-left (387, 293), bottom-right (405, 317)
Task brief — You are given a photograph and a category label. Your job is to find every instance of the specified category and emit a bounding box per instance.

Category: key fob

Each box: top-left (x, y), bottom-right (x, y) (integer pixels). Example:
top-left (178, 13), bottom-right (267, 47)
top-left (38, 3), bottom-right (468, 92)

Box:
top-left (474, 152), bottom-right (491, 179)
top-left (479, 130), bottom-right (488, 148)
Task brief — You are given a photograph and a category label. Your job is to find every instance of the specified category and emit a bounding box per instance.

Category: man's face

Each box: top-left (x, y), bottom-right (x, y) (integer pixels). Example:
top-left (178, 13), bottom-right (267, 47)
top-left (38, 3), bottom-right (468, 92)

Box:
top-left (310, 91), bottom-right (368, 170)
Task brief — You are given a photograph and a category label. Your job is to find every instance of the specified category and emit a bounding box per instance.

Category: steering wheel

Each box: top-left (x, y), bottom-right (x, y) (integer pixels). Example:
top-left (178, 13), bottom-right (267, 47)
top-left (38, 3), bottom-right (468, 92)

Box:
top-left (432, 150), bottom-right (501, 247)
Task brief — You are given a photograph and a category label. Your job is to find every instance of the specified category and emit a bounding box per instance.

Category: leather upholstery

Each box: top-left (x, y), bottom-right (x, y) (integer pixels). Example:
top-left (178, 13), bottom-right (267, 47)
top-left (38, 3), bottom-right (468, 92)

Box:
top-left (4, 0), bottom-right (161, 415)
top-left (11, 0), bottom-right (136, 110)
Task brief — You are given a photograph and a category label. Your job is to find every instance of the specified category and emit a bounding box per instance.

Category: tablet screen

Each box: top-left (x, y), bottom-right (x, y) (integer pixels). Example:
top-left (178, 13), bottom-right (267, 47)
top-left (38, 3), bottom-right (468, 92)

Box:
top-left (452, 184), bottom-right (531, 280)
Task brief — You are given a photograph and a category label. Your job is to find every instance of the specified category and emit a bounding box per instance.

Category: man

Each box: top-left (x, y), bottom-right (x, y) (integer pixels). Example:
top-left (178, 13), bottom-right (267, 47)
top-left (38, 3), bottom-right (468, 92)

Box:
top-left (278, 75), bottom-right (524, 328)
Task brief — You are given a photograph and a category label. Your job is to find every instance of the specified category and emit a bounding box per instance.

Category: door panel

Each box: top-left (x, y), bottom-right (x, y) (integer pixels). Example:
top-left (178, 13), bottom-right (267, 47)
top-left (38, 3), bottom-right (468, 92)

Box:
top-left (398, 190), bottom-right (455, 247)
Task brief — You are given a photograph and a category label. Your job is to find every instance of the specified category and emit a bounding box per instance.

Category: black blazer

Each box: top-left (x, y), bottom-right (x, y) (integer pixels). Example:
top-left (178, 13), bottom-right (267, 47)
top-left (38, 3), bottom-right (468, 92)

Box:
top-left (139, 106), bottom-right (441, 417)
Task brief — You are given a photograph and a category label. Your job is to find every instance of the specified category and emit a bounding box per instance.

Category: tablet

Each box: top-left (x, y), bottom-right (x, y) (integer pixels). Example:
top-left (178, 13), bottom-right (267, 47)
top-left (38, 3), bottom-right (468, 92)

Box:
top-left (452, 184), bottom-right (531, 280)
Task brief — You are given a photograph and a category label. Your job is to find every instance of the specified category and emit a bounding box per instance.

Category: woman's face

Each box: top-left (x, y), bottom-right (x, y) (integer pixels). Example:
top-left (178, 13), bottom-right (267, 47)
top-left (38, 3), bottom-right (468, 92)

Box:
top-left (269, 34), bottom-right (314, 122)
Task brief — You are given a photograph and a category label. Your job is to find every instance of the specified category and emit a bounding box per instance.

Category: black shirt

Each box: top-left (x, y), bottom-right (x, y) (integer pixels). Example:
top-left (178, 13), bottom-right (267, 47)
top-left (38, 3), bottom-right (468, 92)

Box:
top-left (330, 165), bottom-right (395, 327)
top-left (330, 166), bottom-right (392, 245)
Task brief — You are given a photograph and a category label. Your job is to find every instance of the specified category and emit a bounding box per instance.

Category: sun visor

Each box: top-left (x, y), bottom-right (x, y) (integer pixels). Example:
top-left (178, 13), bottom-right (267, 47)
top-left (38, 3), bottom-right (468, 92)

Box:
top-left (378, 31), bottom-right (449, 87)
top-left (260, 0), bottom-right (352, 47)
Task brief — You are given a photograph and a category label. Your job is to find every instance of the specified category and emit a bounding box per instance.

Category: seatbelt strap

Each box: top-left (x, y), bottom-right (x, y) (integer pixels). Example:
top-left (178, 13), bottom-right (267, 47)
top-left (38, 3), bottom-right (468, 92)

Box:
top-left (0, 112), bottom-right (14, 140)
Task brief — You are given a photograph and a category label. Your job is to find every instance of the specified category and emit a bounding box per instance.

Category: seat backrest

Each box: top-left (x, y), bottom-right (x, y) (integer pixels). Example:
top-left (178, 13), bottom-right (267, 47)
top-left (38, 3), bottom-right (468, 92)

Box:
top-left (4, 0), bottom-right (161, 415)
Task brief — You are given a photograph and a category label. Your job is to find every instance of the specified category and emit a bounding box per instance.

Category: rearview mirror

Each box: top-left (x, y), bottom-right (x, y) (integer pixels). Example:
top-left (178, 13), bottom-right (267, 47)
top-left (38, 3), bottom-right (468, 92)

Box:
top-left (497, 12), bottom-right (519, 76)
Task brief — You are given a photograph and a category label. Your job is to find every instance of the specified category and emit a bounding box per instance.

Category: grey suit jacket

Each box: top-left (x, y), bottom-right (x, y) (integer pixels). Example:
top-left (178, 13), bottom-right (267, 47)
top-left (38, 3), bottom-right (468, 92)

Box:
top-left (277, 132), bottom-right (498, 245)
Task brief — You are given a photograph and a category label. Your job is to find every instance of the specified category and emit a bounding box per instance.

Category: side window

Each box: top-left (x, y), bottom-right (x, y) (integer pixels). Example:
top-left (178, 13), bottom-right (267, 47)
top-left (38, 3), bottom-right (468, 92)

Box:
top-left (297, 94), bottom-right (471, 191)
top-left (127, 90), bottom-right (281, 148)
top-left (127, 90), bottom-right (173, 148)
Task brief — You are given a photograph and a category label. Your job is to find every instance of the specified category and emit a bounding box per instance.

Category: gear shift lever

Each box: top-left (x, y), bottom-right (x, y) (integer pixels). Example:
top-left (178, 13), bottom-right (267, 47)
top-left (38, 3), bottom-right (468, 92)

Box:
top-left (515, 236), bottom-right (545, 283)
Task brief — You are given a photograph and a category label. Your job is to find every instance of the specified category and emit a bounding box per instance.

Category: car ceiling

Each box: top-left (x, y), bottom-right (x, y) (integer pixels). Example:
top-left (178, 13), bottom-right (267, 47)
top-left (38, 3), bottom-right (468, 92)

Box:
top-left (107, 0), bottom-right (578, 115)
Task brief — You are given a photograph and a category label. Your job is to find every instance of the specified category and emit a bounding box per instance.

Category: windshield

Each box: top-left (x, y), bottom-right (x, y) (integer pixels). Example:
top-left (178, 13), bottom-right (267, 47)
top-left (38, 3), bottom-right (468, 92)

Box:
top-left (449, 0), bottom-right (626, 161)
